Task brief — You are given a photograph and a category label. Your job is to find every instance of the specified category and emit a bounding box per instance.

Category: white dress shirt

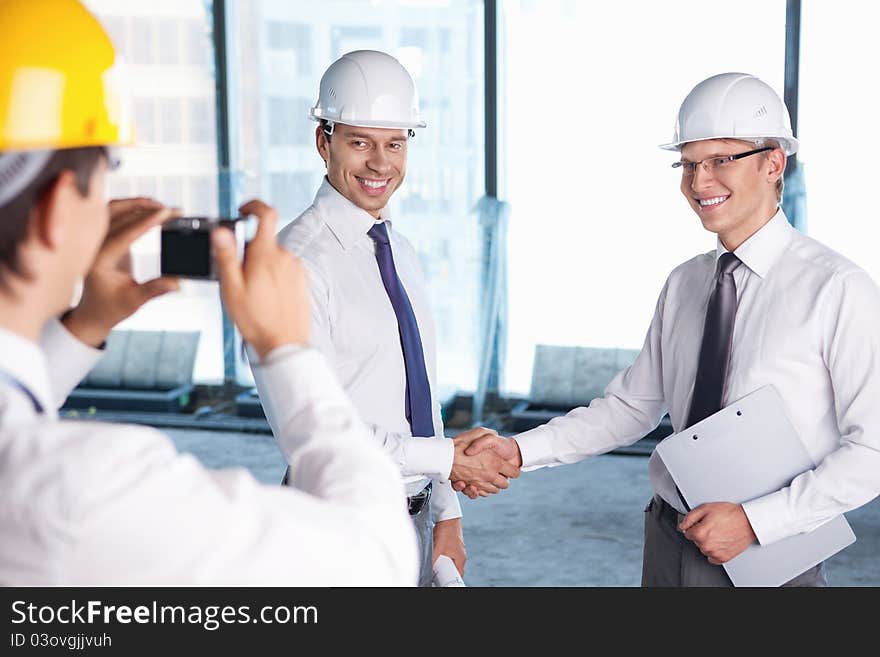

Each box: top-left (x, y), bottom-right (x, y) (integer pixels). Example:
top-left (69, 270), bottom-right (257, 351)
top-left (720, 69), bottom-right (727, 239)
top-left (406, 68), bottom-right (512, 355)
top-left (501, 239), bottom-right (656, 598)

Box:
top-left (252, 178), bottom-right (461, 523)
top-left (0, 319), bottom-right (418, 585)
top-left (516, 210), bottom-right (880, 547)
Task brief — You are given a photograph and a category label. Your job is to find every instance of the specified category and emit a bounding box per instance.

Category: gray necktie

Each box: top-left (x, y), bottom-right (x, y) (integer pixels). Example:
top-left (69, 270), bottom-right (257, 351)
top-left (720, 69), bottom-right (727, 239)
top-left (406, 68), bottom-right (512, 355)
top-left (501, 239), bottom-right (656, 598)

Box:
top-left (686, 252), bottom-right (742, 427)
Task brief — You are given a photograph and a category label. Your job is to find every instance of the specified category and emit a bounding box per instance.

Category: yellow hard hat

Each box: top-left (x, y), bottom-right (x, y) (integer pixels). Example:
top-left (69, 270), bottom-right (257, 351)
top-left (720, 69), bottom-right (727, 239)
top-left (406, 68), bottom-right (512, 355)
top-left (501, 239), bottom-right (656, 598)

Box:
top-left (0, 0), bottom-right (133, 151)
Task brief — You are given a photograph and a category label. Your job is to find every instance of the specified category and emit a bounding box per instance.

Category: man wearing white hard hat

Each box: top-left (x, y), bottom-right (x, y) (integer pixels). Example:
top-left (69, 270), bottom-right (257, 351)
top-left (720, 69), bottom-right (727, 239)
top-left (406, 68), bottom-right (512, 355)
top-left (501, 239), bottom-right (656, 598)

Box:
top-left (0, 0), bottom-right (417, 585)
top-left (457, 72), bottom-right (880, 586)
top-left (249, 50), bottom-right (519, 586)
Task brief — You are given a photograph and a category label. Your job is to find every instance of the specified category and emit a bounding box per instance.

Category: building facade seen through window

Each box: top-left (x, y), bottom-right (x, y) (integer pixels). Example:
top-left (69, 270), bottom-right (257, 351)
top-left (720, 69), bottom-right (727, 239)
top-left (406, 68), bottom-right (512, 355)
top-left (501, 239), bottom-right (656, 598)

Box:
top-left (86, 0), bottom-right (223, 383)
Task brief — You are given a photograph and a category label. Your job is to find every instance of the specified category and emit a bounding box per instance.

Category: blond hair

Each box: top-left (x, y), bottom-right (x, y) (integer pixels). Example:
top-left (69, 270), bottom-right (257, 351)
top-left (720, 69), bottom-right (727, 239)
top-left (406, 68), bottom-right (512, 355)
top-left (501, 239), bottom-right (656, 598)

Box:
top-left (750, 138), bottom-right (784, 203)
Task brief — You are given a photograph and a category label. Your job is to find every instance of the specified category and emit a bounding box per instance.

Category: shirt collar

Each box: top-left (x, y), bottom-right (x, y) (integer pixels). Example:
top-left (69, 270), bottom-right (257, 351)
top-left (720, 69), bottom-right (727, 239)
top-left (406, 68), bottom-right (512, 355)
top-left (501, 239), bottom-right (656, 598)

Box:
top-left (313, 177), bottom-right (394, 250)
top-left (715, 208), bottom-right (794, 279)
top-left (0, 326), bottom-right (53, 416)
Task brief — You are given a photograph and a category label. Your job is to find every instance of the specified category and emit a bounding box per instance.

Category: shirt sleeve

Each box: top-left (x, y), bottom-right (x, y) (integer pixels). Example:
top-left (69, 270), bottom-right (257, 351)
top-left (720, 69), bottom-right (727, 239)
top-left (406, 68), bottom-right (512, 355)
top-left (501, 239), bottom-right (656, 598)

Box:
top-left (517, 280), bottom-right (670, 470)
top-left (252, 259), bottom-right (454, 480)
top-left (742, 270), bottom-right (880, 546)
top-left (65, 347), bottom-right (419, 585)
top-left (39, 317), bottom-right (105, 408)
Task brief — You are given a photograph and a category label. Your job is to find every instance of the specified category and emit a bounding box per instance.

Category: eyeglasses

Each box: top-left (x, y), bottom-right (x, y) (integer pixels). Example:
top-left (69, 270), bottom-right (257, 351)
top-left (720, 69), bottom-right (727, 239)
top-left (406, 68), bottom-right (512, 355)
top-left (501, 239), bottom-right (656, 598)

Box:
top-left (672, 146), bottom-right (773, 178)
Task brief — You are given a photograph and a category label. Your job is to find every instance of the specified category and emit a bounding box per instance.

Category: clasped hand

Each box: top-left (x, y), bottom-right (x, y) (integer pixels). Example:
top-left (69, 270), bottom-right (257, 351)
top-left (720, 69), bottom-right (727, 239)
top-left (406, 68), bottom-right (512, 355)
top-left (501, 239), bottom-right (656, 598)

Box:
top-left (449, 428), bottom-right (522, 498)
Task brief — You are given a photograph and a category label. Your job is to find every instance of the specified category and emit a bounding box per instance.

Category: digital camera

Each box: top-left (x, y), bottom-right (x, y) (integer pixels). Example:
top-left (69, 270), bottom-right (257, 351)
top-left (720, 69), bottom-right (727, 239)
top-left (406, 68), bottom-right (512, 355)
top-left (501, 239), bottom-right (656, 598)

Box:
top-left (160, 216), bottom-right (246, 280)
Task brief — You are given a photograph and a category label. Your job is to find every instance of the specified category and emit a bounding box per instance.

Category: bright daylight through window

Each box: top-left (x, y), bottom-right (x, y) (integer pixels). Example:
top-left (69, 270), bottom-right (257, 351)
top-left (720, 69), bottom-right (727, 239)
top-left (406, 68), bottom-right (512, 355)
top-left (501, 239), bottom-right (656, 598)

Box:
top-left (499, 0), bottom-right (785, 394)
top-left (86, 0), bottom-right (223, 383)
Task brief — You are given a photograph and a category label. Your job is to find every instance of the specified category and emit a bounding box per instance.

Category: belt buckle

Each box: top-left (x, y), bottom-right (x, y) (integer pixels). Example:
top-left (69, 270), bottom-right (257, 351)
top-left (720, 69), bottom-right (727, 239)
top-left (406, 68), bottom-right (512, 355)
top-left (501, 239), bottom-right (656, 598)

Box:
top-left (407, 482), bottom-right (432, 516)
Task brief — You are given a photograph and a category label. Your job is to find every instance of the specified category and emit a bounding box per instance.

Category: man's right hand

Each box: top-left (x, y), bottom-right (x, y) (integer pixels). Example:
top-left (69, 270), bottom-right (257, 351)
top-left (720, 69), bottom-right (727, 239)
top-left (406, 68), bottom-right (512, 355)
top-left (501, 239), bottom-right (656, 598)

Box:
top-left (212, 199), bottom-right (309, 359)
top-left (449, 427), bottom-right (520, 497)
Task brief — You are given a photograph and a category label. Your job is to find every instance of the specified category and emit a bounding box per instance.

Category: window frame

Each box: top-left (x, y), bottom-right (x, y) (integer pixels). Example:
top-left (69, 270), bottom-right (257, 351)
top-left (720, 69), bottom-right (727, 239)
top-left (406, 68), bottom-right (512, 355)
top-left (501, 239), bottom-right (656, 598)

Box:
top-left (209, 0), bottom-right (800, 396)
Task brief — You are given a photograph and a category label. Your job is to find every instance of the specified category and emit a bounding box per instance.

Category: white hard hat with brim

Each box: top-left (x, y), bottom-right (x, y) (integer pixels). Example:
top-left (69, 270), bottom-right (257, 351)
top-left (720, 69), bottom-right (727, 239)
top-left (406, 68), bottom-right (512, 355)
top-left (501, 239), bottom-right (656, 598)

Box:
top-left (660, 72), bottom-right (799, 155)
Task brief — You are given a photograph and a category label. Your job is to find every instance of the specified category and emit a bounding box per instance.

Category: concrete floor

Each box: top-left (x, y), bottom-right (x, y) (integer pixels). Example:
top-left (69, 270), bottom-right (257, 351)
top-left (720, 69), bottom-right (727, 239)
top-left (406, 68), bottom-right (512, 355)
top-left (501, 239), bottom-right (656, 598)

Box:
top-left (166, 428), bottom-right (880, 586)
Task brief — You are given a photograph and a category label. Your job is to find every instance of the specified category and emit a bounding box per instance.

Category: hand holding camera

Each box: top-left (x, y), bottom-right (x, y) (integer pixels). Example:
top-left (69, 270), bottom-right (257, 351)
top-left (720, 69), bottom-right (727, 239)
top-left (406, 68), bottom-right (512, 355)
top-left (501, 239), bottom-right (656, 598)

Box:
top-left (63, 198), bottom-right (181, 347)
top-left (211, 199), bottom-right (310, 359)
top-left (66, 195), bottom-right (308, 359)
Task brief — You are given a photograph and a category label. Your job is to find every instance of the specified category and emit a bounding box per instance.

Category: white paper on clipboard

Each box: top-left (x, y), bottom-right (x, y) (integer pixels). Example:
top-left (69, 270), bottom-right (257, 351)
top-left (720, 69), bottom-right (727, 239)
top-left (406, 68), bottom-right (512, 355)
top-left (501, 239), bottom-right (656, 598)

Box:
top-left (655, 385), bottom-right (855, 587)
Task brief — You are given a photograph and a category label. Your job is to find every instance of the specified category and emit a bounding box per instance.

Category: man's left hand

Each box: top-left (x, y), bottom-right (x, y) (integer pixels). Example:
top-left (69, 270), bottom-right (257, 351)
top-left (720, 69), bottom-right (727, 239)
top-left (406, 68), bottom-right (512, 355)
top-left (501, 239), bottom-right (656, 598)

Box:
top-left (433, 518), bottom-right (466, 577)
top-left (63, 198), bottom-right (180, 347)
top-left (679, 502), bottom-right (757, 565)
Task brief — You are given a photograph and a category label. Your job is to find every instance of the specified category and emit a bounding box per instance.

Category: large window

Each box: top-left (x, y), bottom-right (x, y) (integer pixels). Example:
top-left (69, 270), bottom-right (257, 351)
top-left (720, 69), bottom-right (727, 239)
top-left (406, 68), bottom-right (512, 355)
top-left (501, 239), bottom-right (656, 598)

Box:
top-left (86, 0), bottom-right (223, 383)
top-left (798, 1), bottom-right (880, 286)
top-left (230, 0), bottom-right (485, 392)
top-left (498, 0), bottom-right (786, 394)
top-left (82, 0), bottom-right (810, 398)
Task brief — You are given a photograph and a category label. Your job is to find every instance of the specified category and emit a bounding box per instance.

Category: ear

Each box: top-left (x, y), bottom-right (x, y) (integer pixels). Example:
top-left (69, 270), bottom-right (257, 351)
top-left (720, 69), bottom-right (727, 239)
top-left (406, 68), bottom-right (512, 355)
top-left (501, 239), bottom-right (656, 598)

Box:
top-left (33, 170), bottom-right (78, 250)
top-left (315, 125), bottom-right (329, 167)
top-left (766, 147), bottom-right (786, 184)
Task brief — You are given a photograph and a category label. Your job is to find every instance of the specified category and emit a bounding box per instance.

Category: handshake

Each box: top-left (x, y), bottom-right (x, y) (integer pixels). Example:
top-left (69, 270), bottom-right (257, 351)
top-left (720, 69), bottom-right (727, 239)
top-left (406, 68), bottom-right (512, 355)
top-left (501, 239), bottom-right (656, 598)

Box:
top-left (448, 428), bottom-right (523, 499)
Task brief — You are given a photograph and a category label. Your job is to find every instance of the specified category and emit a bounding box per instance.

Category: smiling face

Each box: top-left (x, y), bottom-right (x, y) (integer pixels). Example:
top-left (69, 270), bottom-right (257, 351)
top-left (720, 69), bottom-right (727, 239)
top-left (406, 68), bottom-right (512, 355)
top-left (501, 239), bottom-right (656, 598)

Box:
top-left (679, 138), bottom-right (785, 250)
top-left (316, 123), bottom-right (408, 218)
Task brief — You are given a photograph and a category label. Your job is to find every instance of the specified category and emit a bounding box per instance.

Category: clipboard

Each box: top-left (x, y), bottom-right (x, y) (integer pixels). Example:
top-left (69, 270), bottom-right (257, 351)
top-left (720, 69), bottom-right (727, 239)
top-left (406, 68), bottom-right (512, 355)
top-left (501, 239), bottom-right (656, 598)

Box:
top-left (655, 385), bottom-right (856, 587)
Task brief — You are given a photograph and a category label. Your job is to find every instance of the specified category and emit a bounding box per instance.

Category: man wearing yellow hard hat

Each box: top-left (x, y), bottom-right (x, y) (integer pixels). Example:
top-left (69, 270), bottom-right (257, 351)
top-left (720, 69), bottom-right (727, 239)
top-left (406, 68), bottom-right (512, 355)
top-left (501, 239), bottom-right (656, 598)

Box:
top-left (0, 0), bottom-right (417, 585)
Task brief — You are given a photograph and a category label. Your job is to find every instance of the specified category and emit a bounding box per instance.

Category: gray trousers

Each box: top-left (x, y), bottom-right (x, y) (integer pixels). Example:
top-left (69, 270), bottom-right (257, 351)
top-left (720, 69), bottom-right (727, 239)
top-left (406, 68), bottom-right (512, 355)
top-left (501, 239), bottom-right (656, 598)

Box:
top-left (641, 495), bottom-right (827, 587)
top-left (412, 497), bottom-right (435, 587)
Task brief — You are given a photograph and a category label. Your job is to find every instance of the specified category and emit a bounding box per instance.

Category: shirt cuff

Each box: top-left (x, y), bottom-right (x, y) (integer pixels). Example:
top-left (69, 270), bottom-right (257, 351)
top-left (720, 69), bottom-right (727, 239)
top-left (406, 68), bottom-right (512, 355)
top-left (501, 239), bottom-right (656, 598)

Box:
top-left (431, 479), bottom-right (463, 522)
top-left (515, 426), bottom-right (558, 471)
top-left (41, 317), bottom-right (105, 404)
top-left (246, 342), bottom-right (308, 367)
top-left (741, 489), bottom-right (792, 546)
top-left (403, 437), bottom-right (454, 480)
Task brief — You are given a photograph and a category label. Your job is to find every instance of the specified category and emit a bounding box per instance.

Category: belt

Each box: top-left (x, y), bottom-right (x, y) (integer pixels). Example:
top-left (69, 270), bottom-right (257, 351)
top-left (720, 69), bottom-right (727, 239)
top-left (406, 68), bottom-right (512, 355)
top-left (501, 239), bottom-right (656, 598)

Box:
top-left (653, 494), bottom-right (686, 532)
top-left (407, 482), bottom-right (432, 516)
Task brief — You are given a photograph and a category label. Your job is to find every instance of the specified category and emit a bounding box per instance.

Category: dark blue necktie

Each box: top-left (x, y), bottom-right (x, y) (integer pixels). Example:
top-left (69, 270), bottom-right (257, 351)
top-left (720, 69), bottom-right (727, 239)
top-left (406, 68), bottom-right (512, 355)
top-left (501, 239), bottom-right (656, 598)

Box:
top-left (0, 370), bottom-right (44, 414)
top-left (367, 222), bottom-right (434, 437)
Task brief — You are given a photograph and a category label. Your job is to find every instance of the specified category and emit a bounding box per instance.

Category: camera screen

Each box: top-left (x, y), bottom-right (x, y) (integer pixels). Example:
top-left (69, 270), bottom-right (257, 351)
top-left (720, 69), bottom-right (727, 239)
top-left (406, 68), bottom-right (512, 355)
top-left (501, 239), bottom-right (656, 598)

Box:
top-left (161, 228), bottom-right (212, 278)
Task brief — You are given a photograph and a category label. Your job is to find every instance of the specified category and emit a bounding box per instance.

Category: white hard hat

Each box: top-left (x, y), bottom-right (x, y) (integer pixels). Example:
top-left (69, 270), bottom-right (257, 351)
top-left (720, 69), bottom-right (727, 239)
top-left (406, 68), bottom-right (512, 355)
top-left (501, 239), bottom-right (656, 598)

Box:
top-left (309, 50), bottom-right (426, 131)
top-left (660, 72), bottom-right (799, 155)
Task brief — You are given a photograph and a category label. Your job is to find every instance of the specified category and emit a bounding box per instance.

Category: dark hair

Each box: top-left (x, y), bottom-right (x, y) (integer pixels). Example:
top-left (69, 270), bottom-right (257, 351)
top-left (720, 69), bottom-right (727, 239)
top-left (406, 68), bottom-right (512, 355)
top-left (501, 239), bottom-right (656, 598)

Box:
top-left (0, 146), bottom-right (105, 281)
